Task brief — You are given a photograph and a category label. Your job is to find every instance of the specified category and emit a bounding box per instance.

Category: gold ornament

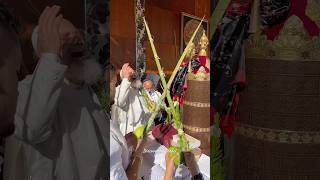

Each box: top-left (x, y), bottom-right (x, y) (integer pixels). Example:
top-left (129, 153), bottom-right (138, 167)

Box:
top-left (271, 15), bottom-right (311, 60)
top-left (199, 31), bottom-right (209, 56)
top-left (246, 15), bottom-right (320, 61)
top-left (186, 42), bottom-right (196, 59)
top-left (236, 123), bottom-right (320, 144)
top-left (188, 67), bottom-right (210, 81)
top-left (183, 100), bottom-right (210, 108)
top-left (246, 33), bottom-right (273, 59)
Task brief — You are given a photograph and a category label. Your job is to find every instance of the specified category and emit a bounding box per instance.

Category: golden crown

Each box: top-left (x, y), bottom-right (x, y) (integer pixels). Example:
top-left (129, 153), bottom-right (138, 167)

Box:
top-left (199, 31), bottom-right (209, 56)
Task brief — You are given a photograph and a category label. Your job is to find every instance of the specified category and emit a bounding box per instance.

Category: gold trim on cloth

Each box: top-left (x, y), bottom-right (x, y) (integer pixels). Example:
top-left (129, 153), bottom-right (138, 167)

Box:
top-left (183, 124), bottom-right (210, 133)
top-left (235, 123), bottom-right (320, 144)
top-left (184, 100), bottom-right (210, 108)
top-left (246, 15), bottom-right (320, 61)
top-left (188, 72), bottom-right (210, 81)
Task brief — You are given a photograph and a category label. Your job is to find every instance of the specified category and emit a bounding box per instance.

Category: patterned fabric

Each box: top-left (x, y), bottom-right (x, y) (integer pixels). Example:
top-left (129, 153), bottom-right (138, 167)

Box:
top-left (171, 59), bottom-right (201, 104)
top-left (85, 0), bottom-right (110, 114)
top-left (85, 0), bottom-right (109, 70)
top-left (211, 1), bottom-right (250, 137)
top-left (135, 0), bottom-right (146, 79)
top-left (263, 0), bottom-right (320, 40)
top-left (260, 0), bottom-right (290, 28)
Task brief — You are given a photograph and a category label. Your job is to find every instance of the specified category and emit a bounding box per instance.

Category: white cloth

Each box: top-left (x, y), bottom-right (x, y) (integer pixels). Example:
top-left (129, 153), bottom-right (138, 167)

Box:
top-left (146, 90), bottom-right (161, 104)
top-left (141, 136), bottom-right (210, 180)
top-left (110, 120), bottom-right (130, 180)
top-left (113, 78), bottom-right (150, 135)
top-left (4, 54), bottom-right (108, 180)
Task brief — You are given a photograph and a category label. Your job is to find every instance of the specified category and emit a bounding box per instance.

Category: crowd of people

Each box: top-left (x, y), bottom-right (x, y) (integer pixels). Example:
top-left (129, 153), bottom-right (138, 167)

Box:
top-left (0, 3), bottom-right (182, 180)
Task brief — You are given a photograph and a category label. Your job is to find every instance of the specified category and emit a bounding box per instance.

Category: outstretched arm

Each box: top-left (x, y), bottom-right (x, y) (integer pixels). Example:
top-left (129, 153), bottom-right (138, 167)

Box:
top-left (114, 63), bottom-right (135, 108)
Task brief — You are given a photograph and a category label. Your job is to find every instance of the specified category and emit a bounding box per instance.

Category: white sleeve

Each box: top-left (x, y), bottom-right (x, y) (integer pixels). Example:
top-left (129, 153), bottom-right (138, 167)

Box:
top-left (14, 53), bottom-right (67, 144)
top-left (110, 133), bottom-right (128, 180)
top-left (110, 164), bottom-right (128, 180)
top-left (114, 78), bottom-right (131, 108)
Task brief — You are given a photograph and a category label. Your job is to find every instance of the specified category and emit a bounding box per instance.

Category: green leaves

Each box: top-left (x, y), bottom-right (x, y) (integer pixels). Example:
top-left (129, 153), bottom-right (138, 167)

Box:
top-left (134, 125), bottom-right (145, 139)
top-left (168, 146), bottom-right (184, 166)
top-left (93, 82), bottom-right (110, 113)
top-left (211, 113), bottom-right (225, 179)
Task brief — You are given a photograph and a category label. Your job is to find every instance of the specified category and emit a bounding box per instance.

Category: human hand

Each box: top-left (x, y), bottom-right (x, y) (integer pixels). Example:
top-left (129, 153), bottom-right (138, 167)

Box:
top-left (134, 133), bottom-right (148, 156)
top-left (121, 63), bottom-right (135, 81)
top-left (183, 151), bottom-right (200, 177)
top-left (165, 151), bottom-right (177, 170)
top-left (164, 151), bottom-right (177, 180)
top-left (37, 6), bottom-right (63, 56)
top-left (125, 132), bottom-right (138, 151)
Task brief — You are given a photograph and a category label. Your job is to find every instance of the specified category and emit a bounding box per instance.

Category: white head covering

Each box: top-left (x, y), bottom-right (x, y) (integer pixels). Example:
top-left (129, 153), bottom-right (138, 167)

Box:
top-left (31, 26), bottom-right (39, 53)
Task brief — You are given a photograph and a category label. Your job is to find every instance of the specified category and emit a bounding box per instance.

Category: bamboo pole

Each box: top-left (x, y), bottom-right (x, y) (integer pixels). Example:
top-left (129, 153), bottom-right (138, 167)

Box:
top-left (143, 17), bottom-right (178, 122)
top-left (143, 18), bottom-right (204, 153)
top-left (143, 17), bottom-right (204, 131)
top-left (165, 17), bottom-right (204, 99)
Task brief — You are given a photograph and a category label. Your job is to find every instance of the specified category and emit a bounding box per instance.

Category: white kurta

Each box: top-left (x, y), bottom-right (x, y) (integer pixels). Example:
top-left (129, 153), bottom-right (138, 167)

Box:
top-left (4, 54), bottom-right (108, 180)
top-left (110, 120), bottom-right (130, 180)
top-left (147, 90), bottom-right (161, 104)
top-left (113, 79), bottom-right (150, 135)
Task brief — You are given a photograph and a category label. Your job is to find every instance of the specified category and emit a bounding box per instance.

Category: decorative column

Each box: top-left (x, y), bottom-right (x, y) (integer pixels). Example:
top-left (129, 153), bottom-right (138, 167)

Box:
top-left (135, 0), bottom-right (146, 79)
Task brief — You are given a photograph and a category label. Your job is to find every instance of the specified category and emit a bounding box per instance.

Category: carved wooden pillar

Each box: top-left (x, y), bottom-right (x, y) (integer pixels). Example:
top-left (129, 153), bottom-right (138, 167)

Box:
top-left (135, 0), bottom-right (146, 79)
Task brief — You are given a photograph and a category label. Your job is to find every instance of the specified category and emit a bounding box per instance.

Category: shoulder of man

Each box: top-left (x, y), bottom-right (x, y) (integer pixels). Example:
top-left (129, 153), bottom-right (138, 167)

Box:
top-left (18, 75), bottom-right (33, 91)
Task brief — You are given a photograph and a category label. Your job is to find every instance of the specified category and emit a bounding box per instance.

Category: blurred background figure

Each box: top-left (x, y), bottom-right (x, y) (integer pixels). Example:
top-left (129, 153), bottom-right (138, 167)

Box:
top-left (0, 2), bottom-right (21, 179)
top-left (4, 6), bottom-right (107, 180)
top-left (0, 2), bottom-right (21, 139)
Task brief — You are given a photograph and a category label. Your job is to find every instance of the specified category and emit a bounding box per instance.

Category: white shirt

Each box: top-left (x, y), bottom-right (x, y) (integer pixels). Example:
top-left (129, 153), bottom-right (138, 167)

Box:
top-left (113, 79), bottom-right (150, 135)
top-left (146, 89), bottom-right (161, 104)
top-left (4, 54), bottom-right (108, 180)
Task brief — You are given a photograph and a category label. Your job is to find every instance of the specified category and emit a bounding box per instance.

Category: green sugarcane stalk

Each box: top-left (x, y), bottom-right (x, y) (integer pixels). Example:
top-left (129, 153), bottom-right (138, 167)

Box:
top-left (144, 17), bottom-right (204, 128)
top-left (143, 17), bottom-right (204, 152)
top-left (140, 88), bottom-right (155, 111)
top-left (143, 17), bottom-right (178, 123)
top-left (164, 17), bottom-right (204, 103)
top-left (211, 113), bottom-right (224, 179)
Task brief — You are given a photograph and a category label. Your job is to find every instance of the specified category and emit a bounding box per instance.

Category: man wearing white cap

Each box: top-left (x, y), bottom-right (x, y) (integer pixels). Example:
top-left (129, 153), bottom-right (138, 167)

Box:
top-left (112, 63), bottom-right (150, 135)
